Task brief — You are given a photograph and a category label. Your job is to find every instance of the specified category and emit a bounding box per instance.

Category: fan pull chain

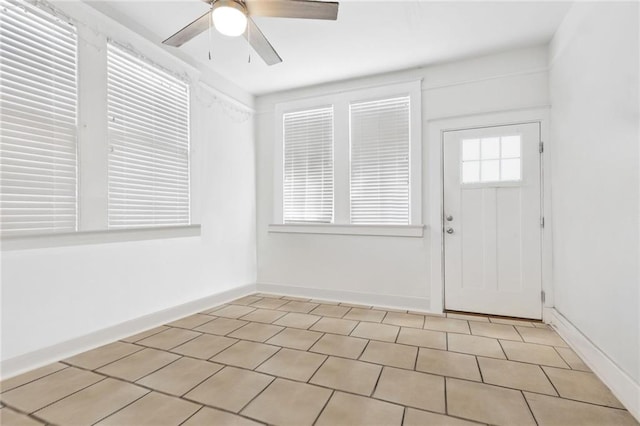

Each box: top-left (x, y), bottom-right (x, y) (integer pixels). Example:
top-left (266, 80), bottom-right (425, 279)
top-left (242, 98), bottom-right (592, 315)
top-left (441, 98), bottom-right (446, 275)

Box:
top-left (208, 7), bottom-right (213, 60)
top-left (247, 21), bottom-right (251, 63)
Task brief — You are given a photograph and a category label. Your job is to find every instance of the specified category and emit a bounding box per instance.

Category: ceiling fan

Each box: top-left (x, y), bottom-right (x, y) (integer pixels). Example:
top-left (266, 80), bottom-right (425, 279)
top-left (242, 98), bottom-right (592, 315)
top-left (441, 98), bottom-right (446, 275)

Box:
top-left (162, 0), bottom-right (339, 65)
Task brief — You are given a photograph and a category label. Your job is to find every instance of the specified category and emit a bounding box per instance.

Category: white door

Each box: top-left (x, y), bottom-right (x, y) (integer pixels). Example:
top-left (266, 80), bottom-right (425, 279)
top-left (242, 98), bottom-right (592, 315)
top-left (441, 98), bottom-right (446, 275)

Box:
top-left (443, 123), bottom-right (542, 319)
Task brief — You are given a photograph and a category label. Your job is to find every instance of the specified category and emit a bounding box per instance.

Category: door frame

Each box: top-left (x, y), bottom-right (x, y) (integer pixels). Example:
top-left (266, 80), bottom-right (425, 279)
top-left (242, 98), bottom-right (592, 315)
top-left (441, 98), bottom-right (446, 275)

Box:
top-left (427, 108), bottom-right (552, 316)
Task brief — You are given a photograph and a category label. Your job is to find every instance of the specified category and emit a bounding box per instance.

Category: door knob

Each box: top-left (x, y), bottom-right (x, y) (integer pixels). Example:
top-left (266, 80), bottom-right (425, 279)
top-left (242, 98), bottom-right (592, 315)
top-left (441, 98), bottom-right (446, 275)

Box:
top-left (446, 227), bottom-right (454, 234)
top-left (446, 215), bottom-right (453, 221)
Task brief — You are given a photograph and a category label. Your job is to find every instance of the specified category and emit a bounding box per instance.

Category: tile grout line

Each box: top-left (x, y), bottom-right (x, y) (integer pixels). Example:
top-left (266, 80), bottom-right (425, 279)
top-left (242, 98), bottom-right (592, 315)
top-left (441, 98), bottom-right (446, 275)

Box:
top-left (443, 375), bottom-right (448, 415)
top-left (161, 330), bottom-right (208, 352)
top-left (0, 401), bottom-right (55, 425)
top-left (30, 376), bottom-right (110, 424)
top-left (126, 354), bottom-right (187, 384)
top-left (368, 365), bottom-right (385, 398)
top-left (306, 354), bottom-right (331, 386)
top-left (176, 405), bottom-right (205, 426)
top-left (175, 370), bottom-right (272, 425)
top-left (0, 365), bottom-right (71, 394)
top-left (539, 365), bottom-right (562, 398)
top-left (496, 338), bottom-right (509, 360)
top-left (550, 345), bottom-right (573, 370)
top-left (175, 363), bottom-right (224, 399)
top-left (355, 338), bottom-right (372, 362)
top-left (513, 324), bottom-right (528, 344)
top-left (234, 374), bottom-right (277, 420)
top-left (311, 389), bottom-right (335, 426)
top-left (87, 385), bottom-right (152, 426)
top-left (520, 389), bottom-right (540, 426)
top-left (251, 346), bottom-right (285, 373)
top-left (474, 355), bottom-right (484, 383)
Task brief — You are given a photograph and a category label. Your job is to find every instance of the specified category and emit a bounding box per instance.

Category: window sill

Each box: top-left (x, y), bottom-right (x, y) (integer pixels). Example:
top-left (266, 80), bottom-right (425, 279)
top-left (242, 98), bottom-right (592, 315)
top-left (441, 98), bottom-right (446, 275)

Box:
top-left (268, 224), bottom-right (425, 237)
top-left (1, 225), bottom-right (201, 251)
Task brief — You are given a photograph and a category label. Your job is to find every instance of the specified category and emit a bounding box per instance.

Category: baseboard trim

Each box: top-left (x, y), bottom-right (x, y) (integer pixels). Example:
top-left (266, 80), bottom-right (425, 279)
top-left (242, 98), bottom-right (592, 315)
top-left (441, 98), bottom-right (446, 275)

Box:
top-left (256, 282), bottom-right (433, 313)
top-left (0, 283), bottom-right (257, 380)
top-left (544, 307), bottom-right (640, 421)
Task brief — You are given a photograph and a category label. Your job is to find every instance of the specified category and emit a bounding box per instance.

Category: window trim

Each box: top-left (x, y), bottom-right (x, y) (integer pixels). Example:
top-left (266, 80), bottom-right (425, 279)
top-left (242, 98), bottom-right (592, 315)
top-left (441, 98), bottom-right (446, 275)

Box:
top-left (1, 224), bottom-right (201, 251)
top-left (0, 0), bottom-right (201, 247)
top-left (268, 223), bottom-right (424, 238)
top-left (273, 80), bottom-right (423, 232)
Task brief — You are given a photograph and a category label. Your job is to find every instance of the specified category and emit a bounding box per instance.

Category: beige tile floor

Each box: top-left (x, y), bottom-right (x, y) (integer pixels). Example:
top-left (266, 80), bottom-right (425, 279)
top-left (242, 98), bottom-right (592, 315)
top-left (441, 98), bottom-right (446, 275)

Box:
top-left (1, 293), bottom-right (638, 426)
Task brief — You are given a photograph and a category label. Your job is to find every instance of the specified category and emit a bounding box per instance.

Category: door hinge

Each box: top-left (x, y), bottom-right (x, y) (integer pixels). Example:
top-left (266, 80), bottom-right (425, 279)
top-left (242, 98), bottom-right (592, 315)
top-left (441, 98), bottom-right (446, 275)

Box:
top-left (541, 291), bottom-right (546, 303)
top-left (540, 217), bottom-right (545, 228)
top-left (539, 141), bottom-right (544, 154)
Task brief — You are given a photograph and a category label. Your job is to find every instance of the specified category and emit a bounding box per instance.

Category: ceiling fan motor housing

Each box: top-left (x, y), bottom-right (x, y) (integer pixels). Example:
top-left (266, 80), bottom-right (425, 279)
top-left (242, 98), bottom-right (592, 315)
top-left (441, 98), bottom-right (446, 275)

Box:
top-left (211, 0), bottom-right (248, 37)
top-left (212, 0), bottom-right (248, 15)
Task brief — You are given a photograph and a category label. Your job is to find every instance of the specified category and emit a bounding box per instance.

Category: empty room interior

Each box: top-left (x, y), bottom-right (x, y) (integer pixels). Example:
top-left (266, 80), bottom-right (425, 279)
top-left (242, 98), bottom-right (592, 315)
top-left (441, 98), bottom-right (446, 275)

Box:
top-left (0, 0), bottom-right (639, 424)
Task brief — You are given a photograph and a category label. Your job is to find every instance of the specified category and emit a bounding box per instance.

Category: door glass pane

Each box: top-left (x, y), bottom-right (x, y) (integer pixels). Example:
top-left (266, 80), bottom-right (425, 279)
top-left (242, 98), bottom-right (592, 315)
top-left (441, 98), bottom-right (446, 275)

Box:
top-left (481, 160), bottom-right (500, 182)
top-left (481, 138), bottom-right (500, 159)
top-left (461, 134), bottom-right (523, 185)
top-left (462, 139), bottom-right (480, 161)
top-left (501, 158), bottom-right (521, 181)
top-left (501, 136), bottom-right (520, 158)
top-left (462, 161), bottom-right (480, 183)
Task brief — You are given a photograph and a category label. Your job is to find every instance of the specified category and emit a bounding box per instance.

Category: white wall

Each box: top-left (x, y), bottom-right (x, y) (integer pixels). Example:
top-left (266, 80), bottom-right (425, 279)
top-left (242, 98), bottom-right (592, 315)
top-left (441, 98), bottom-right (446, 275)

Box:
top-left (549, 2), bottom-right (640, 383)
top-left (255, 46), bottom-right (550, 310)
top-left (0, 2), bottom-right (257, 370)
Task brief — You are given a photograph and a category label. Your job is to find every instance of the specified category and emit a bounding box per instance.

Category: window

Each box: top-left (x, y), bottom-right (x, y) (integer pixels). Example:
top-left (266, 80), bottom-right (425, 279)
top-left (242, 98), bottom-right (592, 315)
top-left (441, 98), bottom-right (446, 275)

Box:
top-left (107, 43), bottom-right (190, 228)
top-left (273, 81), bottom-right (422, 234)
top-left (350, 96), bottom-right (410, 225)
top-left (0, 0), bottom-right (78, 236)
top-left (283, 107), bottom-right (334, 224)
top-left (461, 135), bottom-right (521, 184)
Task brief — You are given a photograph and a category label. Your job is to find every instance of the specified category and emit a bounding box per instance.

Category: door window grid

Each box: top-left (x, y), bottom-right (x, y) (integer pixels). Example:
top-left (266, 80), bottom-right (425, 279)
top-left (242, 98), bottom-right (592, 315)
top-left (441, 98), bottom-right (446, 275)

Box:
top-left (461, 135), bottom-right (521, 184)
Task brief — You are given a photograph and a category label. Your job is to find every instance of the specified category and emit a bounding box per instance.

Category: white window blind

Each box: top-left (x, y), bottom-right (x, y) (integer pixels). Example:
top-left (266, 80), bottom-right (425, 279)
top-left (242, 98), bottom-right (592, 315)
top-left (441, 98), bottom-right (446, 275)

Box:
top-left (0, 0), bottom-right (77, 236)
top-left (350, 96), bottom-right (410, 225)
top-left (283, 107), bottom-right (333, 223)
top-left (107, 43), bottom-right (190, 228)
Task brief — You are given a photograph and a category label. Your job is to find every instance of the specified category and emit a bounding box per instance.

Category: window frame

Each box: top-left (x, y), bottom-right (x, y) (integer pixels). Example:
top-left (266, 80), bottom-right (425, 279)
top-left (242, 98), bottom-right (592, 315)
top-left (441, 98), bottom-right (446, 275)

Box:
top-left (106, 42), bottom-right (192, 229)
top-left (282, 105), bottom-right (335, 224)
top-left (272, 81), bottom-right (423, 236)
top-left (0, 0), bottom-right (79, 237)
top-left (0, 0), bottom-right (200, 248)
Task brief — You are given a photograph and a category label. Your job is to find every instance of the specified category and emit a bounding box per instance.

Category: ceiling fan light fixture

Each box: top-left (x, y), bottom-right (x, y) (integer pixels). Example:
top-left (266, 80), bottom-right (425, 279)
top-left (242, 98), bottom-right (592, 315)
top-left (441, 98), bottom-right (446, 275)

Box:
top-left (211, 0), bottom-right (248, 37)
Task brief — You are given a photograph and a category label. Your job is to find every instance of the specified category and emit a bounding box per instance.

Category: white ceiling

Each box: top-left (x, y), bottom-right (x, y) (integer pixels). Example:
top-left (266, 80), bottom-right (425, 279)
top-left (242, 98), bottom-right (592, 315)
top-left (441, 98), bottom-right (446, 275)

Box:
top-left (90, 0), bottom-right (572, 95)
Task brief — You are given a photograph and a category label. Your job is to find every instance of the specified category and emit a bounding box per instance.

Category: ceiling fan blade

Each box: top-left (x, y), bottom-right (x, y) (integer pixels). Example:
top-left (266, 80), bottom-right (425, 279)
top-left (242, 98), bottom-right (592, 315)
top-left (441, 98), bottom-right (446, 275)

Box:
top-left (245, 18), bottom-right (282, 66)
top-left (163, 11), bottom-right (211, 47)
top-left (245, 0), bottom-right (339, 20)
